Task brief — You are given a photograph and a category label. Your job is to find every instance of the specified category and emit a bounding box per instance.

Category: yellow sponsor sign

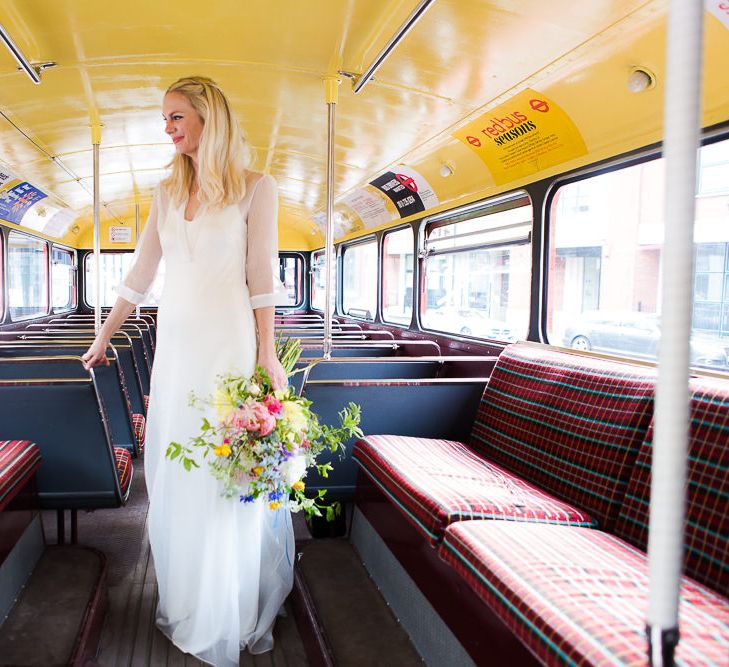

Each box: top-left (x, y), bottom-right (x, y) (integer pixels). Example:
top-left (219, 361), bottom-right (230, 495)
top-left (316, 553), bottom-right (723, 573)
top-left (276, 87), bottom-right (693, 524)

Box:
top-left (454, 89), bottom-right (587, 185)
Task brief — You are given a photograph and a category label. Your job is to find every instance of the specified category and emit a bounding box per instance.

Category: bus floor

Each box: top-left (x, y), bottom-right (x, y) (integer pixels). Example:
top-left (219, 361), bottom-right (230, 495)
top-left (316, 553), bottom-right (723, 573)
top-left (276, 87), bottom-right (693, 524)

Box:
top-left (38, 468), bottom-right (422, 666)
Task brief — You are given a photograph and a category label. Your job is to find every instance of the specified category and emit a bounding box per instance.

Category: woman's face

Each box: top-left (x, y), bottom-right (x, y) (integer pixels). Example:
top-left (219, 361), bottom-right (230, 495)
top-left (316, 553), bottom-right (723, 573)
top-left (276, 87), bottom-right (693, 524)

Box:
top-left (163, 92), bottom-right (204, 161)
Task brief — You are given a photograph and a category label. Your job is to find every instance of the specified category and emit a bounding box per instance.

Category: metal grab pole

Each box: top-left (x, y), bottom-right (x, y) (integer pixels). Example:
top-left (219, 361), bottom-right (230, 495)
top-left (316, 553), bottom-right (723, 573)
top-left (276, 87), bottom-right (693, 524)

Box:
top-left (92, 127), bottom-right (102, 335)
top-left (323, 76), bottom-right (340, 360)
top-left (135, 203), bottom-right (141, 318)
top-left (647, 2), bottom-right (704, 665)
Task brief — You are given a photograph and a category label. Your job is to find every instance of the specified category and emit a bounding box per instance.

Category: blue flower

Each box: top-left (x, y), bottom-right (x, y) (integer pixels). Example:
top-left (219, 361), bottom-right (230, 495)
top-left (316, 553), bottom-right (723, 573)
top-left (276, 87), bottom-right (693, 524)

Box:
top-left (268, 489), bottom-right (283, 501)
top-left (240, 494), bottom-right (255, 503)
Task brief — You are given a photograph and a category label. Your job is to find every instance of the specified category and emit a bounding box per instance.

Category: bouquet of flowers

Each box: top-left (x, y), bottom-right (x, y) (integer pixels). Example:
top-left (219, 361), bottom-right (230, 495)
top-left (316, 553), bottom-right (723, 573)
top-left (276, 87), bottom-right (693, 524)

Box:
top-left (165, 337), bottom-right (362, 519)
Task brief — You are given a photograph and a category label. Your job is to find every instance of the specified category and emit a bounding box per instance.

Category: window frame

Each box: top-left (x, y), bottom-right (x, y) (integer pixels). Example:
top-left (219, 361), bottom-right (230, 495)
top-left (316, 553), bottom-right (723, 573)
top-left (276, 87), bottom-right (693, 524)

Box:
top-left (418, 190), bottom-right (532, 339)
top-left (51, 244), bottom-right (77, 313)
top-left (341, 235), bottom-right (378, 321)
top-left (277, 251), bottom-right (306, 310)
top-left (7, 229), bottom-right (50, 322)
top-left (82, 250), bottom-right (134, 309)
top-left (380, 224), bottom-right (415, 328)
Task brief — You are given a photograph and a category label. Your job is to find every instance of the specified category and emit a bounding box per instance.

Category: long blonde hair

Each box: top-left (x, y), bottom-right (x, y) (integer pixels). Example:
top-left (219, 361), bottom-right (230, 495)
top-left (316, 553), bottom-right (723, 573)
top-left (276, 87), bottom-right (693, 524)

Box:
top-left (162, 76), bottom-right (251, 208)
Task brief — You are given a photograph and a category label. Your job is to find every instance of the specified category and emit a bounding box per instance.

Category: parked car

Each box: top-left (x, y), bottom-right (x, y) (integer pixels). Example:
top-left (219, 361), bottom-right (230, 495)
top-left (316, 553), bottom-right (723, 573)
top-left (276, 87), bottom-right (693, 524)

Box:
top-left (562, 311), bottom-right (729, 369)
top-left (424, 307), bottom-right (517, 341)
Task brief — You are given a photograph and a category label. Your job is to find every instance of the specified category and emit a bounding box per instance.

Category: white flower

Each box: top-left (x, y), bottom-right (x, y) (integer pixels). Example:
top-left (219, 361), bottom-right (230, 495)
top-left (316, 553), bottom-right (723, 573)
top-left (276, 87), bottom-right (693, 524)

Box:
top-left (280, 455), bottom-right (307, 486)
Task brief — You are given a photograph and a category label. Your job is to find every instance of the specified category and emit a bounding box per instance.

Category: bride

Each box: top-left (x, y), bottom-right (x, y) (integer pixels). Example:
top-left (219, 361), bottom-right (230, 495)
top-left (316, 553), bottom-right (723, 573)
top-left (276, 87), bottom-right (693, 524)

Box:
top-left (83, 76), bottom-right (293, 666)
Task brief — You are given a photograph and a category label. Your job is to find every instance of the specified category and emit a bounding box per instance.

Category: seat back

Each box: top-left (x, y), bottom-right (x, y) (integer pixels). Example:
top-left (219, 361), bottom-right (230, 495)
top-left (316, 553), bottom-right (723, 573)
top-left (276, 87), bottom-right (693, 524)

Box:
top-left (615, 375), bottom-right (729, 596)
top-left (469, 343), bottom-right (656, 530)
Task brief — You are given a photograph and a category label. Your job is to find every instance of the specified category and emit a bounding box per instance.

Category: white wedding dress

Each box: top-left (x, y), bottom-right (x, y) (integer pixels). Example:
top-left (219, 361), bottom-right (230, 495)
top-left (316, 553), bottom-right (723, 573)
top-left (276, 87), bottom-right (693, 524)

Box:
top-left (116, 173), bottom-right (293, 666)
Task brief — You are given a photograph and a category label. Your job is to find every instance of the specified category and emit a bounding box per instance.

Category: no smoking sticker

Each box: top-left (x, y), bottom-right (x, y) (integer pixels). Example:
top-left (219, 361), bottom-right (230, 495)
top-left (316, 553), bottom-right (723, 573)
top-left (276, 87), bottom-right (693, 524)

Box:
top-left (453, 88), bottom-right (587, 185)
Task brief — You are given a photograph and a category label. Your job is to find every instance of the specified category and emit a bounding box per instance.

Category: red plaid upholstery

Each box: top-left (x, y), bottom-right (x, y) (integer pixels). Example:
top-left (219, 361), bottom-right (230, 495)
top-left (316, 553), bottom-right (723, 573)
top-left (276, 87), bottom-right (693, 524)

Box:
top-left (439, 521), bottom-right (729, 666)
top-left (469, 344), bottom-right (656, 530)
top-left (143, 394), bottom-right (149, 412)
top-left (353, 435), bottom-right (595, 545)
top-left (616, 376), bottom-right (729, 597)
top-left (114, 447), bottom-right (133, 502)
top-left (131, 413), bottom-right (146, 454)
top-left (0, 440), bottom-right (42, 512)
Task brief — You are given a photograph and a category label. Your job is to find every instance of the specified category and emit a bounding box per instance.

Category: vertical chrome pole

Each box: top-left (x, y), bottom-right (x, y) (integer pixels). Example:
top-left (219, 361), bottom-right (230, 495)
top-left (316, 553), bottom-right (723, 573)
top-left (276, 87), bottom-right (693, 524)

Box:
top-left (647, 2), bottom-right (704, 665)
top-left (92, 128), bottom-right (102, 334)
top-left (323, 76), bottom-right (340, 360)
top-left (135, 203), bottom-right (141, 318)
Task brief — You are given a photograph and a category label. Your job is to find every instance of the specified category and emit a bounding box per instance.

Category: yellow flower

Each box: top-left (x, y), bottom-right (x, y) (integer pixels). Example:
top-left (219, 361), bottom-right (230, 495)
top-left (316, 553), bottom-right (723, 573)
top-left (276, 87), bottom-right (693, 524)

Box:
top-left (269, 501), bottom-right (281, 510)
top-left (292, 480), bottom-right (305, 491)
top-left (252, 466), bottom-right (264, 476)
top-left (213, 444), bottom-right (231, 457)
top-left (282, 401), bottom-right (308, 433)
top-left (214, 387), bottom-right (236, 421)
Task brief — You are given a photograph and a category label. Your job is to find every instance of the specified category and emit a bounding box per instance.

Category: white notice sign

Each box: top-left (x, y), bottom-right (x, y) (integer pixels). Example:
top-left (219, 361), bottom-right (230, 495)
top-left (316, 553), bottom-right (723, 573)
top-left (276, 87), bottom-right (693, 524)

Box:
top-left (109, 226), bottom-right (132, 243)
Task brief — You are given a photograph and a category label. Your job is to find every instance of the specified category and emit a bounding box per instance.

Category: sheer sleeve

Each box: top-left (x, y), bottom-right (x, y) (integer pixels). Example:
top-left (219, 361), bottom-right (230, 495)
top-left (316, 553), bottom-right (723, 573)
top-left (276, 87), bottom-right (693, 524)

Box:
top-left (115, 186), bottom-right (164, 305)
top-left (246, 174), bottom-right (285, 310)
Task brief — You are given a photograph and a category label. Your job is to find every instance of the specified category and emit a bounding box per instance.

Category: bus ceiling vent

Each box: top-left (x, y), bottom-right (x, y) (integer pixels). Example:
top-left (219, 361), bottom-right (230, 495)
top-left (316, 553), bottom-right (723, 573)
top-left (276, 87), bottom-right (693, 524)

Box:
top-left (628, 67), bottom-right (656, 93)
top-left (0, 24), bottom-right (56, 84)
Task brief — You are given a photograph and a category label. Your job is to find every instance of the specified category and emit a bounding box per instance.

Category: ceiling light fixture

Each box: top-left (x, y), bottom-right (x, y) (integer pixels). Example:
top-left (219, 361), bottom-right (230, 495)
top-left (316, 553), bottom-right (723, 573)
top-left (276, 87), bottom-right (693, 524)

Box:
top-left (627, 67), bottom-right (656, 93)
top-left (0, 24), bottom-right (54, 84)
top-left (349, 0), bottom-right (436, 94)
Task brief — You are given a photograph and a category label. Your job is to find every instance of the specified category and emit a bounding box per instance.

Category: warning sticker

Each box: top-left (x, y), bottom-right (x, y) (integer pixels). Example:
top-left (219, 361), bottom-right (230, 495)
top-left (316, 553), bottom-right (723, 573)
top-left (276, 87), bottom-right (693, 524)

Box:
top-left (368, 166), bottom-right (438, 219)
top-left (454, 89), bottom-right (587, 185)
top-left (110, 226), bottom-right (132, 243)
top-left (342, 188), bottom-right (392, 228)
top-left (707, 0), bottom-right (729, 30)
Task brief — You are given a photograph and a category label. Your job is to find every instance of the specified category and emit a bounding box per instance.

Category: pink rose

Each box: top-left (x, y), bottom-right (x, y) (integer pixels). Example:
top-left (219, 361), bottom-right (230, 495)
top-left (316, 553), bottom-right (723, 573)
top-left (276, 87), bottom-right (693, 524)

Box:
top-left (264, 394), bottom-right (284, 417)
top-left (226, 400), bottom-right (258, 431)
top-left (252, 402), bottom-right (277, 437)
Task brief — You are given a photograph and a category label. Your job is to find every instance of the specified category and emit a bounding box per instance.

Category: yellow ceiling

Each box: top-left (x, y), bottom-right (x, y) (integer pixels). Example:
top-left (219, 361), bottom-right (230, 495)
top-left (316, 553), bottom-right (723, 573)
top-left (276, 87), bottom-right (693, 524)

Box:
top-left (0, 1), bottom-right (727, 250)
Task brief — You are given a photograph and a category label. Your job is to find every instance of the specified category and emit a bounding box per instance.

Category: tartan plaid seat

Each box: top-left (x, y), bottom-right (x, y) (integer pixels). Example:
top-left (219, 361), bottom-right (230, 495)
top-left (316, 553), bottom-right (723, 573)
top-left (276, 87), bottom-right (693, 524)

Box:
top-left (114, 446), bottom-right (133, 502)
top-left (0, 440), bottom-right (42, 512)
top-left (353, 434), bottom-right (595, 545)
top-left (468, 344), bottom-right (656, 530)
top-left (615, 376), bottom-right (729, 597)
top-left (439, 521), bottom-right (729, 666)
top-left (131, 413), bottom-right (146, 455)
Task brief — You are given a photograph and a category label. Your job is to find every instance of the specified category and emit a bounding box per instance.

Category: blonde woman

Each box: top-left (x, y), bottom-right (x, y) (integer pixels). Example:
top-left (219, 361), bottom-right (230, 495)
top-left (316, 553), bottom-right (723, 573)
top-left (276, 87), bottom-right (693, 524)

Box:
top-left (82, 76), bottom-right (291, 665)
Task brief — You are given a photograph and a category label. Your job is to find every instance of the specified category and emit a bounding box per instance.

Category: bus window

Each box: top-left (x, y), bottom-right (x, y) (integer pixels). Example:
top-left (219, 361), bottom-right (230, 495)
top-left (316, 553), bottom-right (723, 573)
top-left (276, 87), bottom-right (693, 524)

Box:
top-left (310, 250), bottom-right (325, 311)
top-left (342, 239), bottom-right (377, 320)
top-left (382, 227), bottom-right (414, 326)
top-left (85, 252), bottom-right (165, 307)
top-left (421, 195), bottom-right (531, 341)
top-left (52, 247), bottom-right (75, 312)
top-left (278, 254), bottom-right (303, 308)
top-left (548, 137), bottom-right (729, 372)
top-left (8, 231), bottom-right (49, 321)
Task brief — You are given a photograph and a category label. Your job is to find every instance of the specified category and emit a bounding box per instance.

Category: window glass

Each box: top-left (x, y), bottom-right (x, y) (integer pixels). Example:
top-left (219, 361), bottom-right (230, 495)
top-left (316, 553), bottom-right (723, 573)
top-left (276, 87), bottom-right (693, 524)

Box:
top-left (382, 227), bottom-right (414, 325)
top-left (52, 247), bottom-right (75, 311)
top-left (85, 252), bottom-right (165, 307)
top-left (8, 231), bottom-right (48, 320)
top-left (310, 250), bottom-right (325, 311)
top-left (421, 197), bottom-right (531, 341)
top-left (278, 255), bottom-right (303, 307)
top-left (342, 240), bottom-right (377, 320)
top-left (0, 233), bottom-right (3, 319)
top-left (548, 137), bottom-right (729, 372)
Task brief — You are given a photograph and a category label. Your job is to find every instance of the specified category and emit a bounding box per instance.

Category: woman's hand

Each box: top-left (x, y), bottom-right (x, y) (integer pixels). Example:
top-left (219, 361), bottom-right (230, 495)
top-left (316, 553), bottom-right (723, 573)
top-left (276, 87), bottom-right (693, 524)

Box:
top-left (258, 351), bottom-right (288, 391)
top-left (81, 337), bottom-right (111, 370)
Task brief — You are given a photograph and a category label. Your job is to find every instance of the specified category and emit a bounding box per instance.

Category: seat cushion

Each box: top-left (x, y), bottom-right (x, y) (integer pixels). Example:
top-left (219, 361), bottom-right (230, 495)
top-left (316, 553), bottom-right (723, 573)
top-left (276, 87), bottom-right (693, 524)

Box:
top-left (616, 376), bottom-right (729, 597)
top-left (439, 521), bottom-right (729, 666)
top-left (353, 434), bottom-right (595, 545)
top-left (0, 440), bottom-right (42, 512)
top-left (131, 413), bottom-right (146, 454)
top-left (114, 447), bottom-right (133, 502)
top-left (469, 343), bottom-right (656, 530)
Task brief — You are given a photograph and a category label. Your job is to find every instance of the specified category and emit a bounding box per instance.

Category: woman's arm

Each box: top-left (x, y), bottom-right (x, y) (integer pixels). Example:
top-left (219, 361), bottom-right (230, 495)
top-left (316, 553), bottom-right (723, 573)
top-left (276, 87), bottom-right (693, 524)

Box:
top-left (82, 188), bottom-right (163, 369)
top-left (247, 175), bottom-right (287, 389)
